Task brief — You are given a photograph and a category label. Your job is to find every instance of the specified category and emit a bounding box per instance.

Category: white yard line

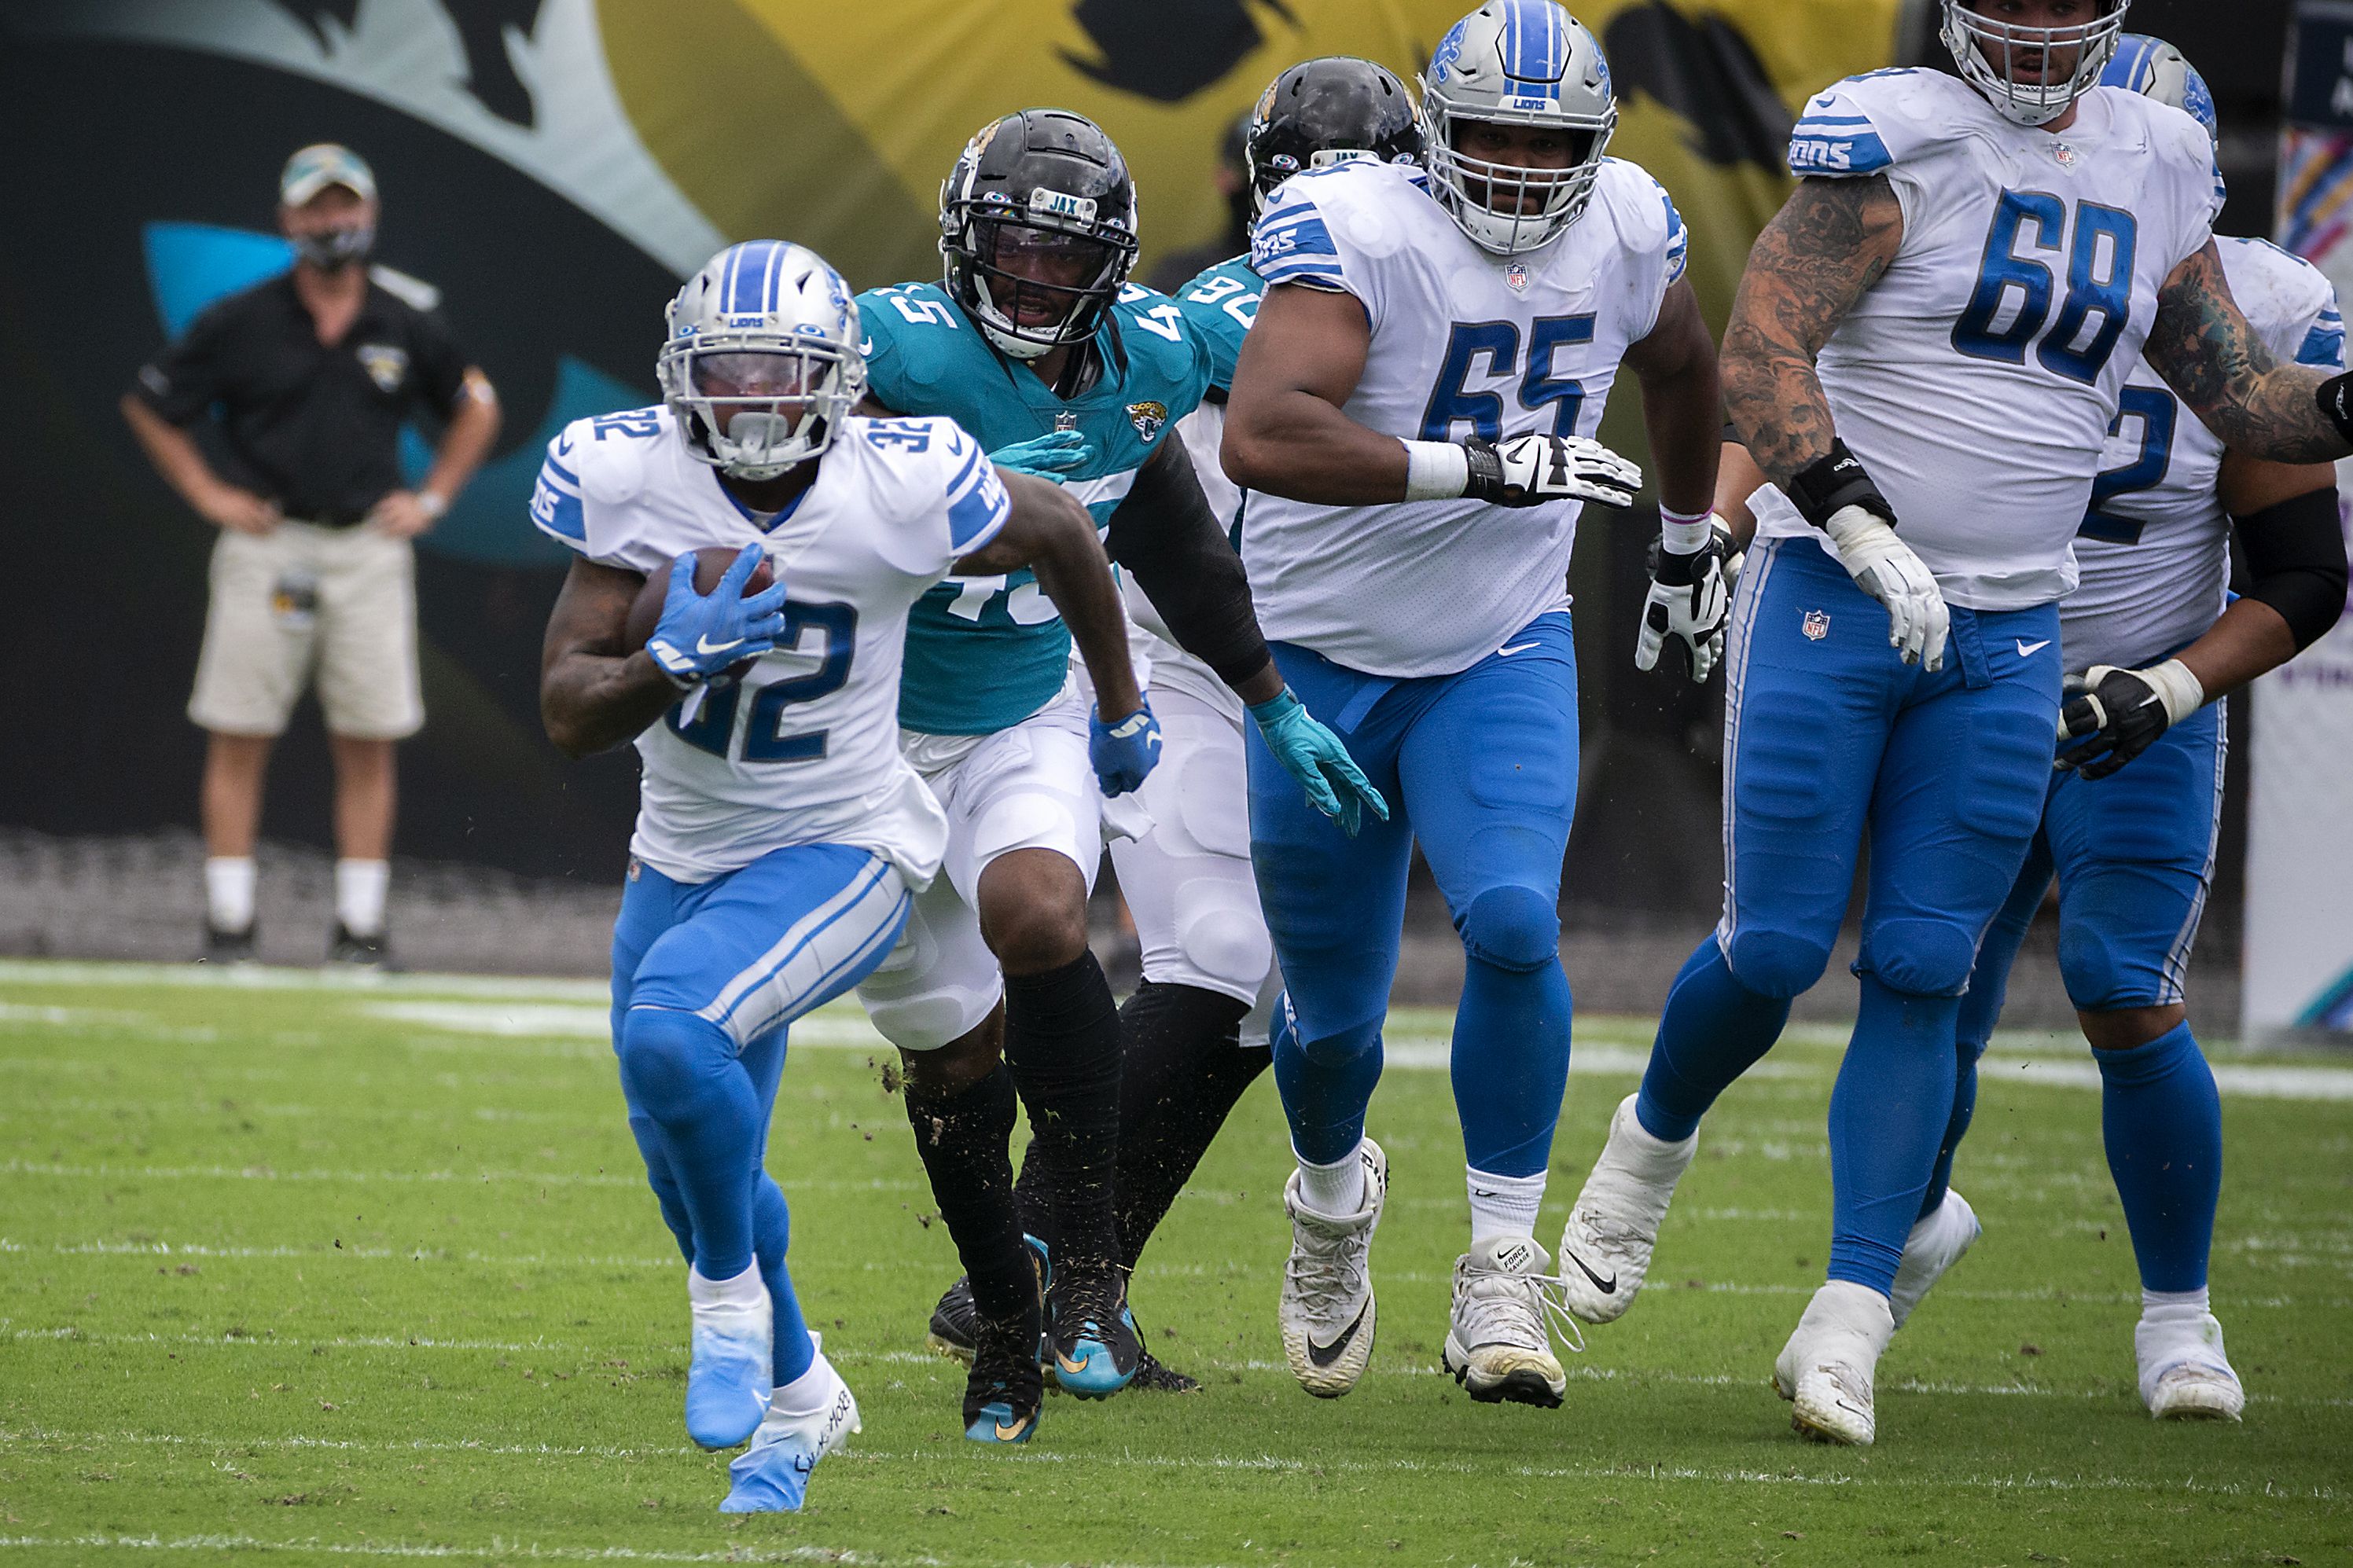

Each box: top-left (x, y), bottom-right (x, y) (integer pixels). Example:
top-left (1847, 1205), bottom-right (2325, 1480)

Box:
top-left (0, 1535), bottom-right (906, 1565)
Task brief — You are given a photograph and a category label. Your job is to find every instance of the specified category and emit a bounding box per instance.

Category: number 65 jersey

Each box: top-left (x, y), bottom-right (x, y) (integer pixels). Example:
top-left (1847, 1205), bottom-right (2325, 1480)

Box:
top-left (531, 406), bottom-right (1010, 887)
top-left (1749, 68), bottom-right (2225, 611)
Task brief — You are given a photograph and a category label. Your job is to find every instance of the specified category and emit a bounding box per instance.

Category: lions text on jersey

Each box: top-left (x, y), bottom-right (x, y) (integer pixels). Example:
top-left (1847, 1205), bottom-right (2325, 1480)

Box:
top-left (531, 405), bottom-right (1009, 884)
top-left (858, 279), bottom-right (1215, 736)
top-left (1752, 69), bottom-right (2225, 608)
top-left (2070, 237), bottom-right (2346, 669)
top-left (1244, 156), bottom-right (1687, 678)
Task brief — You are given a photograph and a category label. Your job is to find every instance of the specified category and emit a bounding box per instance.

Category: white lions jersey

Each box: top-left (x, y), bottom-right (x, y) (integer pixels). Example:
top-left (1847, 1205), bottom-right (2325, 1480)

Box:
top-left (2067, 238), bottom-right (2345, 670)
top-left (1752, 71), bottom-right (2225, 610)
top-left (1245, 156), bottom-right (1689, 678)
top-left (531, 407), bottom-right (1009, 886)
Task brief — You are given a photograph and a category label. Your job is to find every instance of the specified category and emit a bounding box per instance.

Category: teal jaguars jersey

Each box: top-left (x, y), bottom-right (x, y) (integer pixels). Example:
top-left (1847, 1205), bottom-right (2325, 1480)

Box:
top-left (858, 280), bottom-right (1215, 735)
top-left (1170, 255), bottom-right (1264, 395)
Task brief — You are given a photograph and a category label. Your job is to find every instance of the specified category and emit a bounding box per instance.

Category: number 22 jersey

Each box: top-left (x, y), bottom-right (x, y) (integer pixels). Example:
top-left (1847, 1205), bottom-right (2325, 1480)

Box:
top-left (531, 407), bottom-right (1009, 886)
top-left (1750, 69), bottom-right (2225, 610)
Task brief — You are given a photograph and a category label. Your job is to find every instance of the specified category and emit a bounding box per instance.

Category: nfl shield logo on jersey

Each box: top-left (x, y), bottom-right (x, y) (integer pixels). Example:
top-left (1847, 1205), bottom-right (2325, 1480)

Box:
top-left (1802, 609), bottom-right (1830, 641)
top-left (1127, 400), bottom-right (1167, 440)
top-left (1505, 262), bottom-right (1530, 292)
top-left (357, 343), bottom-right (408, 392)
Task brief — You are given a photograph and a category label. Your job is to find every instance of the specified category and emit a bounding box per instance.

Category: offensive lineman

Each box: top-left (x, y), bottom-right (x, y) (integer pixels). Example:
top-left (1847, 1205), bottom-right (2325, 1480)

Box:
top-left (534, 241), bottom-right (1119, 1506)
top-left (1554, 0), bottom-right (2353, 1445)
top-left (1221, 0), bottom-right (1726, 1407)
top-left (852, 110), bottom-right (1378, 1436)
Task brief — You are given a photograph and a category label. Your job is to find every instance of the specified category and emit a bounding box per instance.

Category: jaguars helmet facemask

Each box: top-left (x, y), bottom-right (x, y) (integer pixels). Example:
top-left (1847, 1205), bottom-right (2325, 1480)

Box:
top-left (2099, 31), bottom-right (2217, 142)
top-left (941, 109), bottom-right (1141, 362)
top-left (1420, 0), bottom-right (1619, 256)
top-left (1245, 56), bottom-right (1424, 222)
top-left (658, 241), bottom-right (866, 481)
top-left (1943, 0), bottom-right (2130, 127)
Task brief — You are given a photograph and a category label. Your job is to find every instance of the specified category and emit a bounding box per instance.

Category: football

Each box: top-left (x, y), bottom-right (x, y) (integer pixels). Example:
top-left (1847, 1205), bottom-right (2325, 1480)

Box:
top-left (623, 545), bottom-right (777, 681)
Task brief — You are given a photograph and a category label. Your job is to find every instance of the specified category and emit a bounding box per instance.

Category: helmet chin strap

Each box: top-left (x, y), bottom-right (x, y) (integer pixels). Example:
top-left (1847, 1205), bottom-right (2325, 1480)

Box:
top-left (715, 409), bottom-right (810, 481)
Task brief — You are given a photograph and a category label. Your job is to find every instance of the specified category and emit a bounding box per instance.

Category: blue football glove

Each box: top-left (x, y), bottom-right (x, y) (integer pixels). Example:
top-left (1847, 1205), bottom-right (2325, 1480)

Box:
top-left (644, 545), bottom-right (787, 686)
top-left (1088, 701), bottom-right (1162, 796)
top-left (1250, 689), bottom-right (1388, 838)
top-left (987, 430), bottom-right (1093, 479)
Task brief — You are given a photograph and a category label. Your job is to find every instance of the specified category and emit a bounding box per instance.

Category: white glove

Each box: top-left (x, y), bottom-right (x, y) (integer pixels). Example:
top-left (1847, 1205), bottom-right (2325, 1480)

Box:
top-left (1635, 520), bottom-right (1738, 683)
top-left (1819, 504), bottom-right (1949, 670)
top-left (1465, 432), bottom-right (1644, 510)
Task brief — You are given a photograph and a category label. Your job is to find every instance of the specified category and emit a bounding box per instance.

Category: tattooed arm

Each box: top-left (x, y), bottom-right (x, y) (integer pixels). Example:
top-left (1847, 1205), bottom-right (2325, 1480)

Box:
top-left (1719, 175), bottom-right (1904, 485)
top-left (2145, 242), bottom-right (2353, 465)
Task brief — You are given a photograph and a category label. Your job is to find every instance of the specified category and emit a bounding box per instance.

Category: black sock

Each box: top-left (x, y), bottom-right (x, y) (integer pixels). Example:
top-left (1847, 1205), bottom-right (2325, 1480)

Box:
top-left (1113, 980), bottom-right (1263, 1269)
top-left (1002, 951), bottom-right (1125, 1268)
top-left (903, 1065), bottom-right (1033, 1320)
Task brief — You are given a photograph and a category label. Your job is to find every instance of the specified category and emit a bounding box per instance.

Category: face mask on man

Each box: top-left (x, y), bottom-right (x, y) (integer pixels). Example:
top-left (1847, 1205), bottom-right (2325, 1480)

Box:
top-left (295, 225), bottom-right (375, 270)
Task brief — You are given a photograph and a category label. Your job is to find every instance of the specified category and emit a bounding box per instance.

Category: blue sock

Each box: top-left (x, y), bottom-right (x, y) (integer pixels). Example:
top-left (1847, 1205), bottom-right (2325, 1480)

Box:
top-left (752, 1175), bottom-right (816, 1386)
top-left (2095, 1021), bottom-right (2222, 1293)
top-left (1636, 939), bottom-right (1792, 1143)
top-left (618, 1004), bottom-right (763, 1279)
top-left (1450, 952), bottom-right (1572, 1177)
top-left (1917, 1035), bottom-right (1987, 1222)
top-left (1271, 1002), bottom-right (1384, 1166)
top-left (1827, 973), bottom-right (1961, 1296)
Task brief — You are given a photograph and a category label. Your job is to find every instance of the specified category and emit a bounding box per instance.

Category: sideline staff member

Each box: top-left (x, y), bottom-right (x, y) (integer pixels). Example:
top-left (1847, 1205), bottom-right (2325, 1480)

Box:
top-left (122, 143), bottom-right (499, 965)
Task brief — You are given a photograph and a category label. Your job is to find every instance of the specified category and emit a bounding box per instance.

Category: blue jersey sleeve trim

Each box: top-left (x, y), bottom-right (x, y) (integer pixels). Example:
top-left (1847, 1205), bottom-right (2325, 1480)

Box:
top-left (1252, 212), bottom-right (1340, 274)
top-left (2299, 316), bottom-right (2347, 369)
top-left (1660, 189), bottom-right (1688, 287)
top-left (530, 476), bottom-right (587, 547)
top-left (1788, 129), bottom-right (1892, 177)
top-left (943, 449), bottom-right (1011, 553)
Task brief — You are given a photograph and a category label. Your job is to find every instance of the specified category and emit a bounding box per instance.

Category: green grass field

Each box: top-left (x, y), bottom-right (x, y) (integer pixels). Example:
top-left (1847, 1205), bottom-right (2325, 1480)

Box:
top-left (1, 959), bottom-right (2347, 1567)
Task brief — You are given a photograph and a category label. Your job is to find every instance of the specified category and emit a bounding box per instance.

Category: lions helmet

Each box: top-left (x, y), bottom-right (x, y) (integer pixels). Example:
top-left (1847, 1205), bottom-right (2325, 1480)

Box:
top-left (940, 109), bottom-right (1140, 362)
top-left (1420, 0), bottom-right (1617, 255)
top-left (659, 241), bottom-right (865, 480)
top-left (1942, 0), bottom-right (2131, 127)
top-left (1245, 56), bottom-right (1423, 222)
top-left (2100, 32), bottom-right (2218, 143)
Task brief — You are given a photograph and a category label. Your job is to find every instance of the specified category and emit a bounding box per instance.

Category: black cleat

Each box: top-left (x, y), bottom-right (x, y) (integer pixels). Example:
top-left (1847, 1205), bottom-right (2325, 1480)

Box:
top-left (962, 1294), bottom-right (1045, 1445)
top-left (926, 1234), bottom-right (1050, 1364)
top-left (1047, 1256), bottom-right (1141, 1398)
top-left (1129, 1346), bottom-right (1200, 1394)
top-left (200, 924), bottom-right (258, 964)
top-left (329, 923), bottom-right (397, 971)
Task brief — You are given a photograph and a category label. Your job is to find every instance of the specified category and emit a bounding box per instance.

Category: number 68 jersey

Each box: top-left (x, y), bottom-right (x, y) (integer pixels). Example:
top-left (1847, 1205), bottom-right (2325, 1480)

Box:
top-left (1748, 68), bottom-right (2225, 611)
top-left (531, 406), bottom-right (1010, 887)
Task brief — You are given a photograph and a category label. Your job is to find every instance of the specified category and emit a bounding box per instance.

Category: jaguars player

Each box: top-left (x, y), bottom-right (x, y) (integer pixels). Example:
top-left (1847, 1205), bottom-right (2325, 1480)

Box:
top-left (852, 108), bottom-right (1379, 1429)
top-left (1889, 39), bottom-right (2347, 1424)
top-left (534, 242), bottom-right (1118, 1505)
top-left (1553, 0), bottom-right (2353, 1445)
top-left (1221, 0), bottom-right (1725, 1408)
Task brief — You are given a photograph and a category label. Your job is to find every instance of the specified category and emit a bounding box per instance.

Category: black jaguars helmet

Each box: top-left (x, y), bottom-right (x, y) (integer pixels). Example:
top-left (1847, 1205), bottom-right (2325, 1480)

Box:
top-left (1245, 57), bottom-right (1423, 222)
top-left (940, 108), bottom-right (1141, 362)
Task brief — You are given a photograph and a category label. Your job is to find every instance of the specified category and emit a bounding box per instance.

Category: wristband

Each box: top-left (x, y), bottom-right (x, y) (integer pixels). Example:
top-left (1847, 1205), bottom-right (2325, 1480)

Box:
top-left (1783, 439), bottom-right (1893, 530)
top-left (1401, 439), bottom-right (1471, 501)
top-left (2140, 658), bottom-right (2206, 728)
top-left (2319, 372), bottom-right (2353, 446)
top-left (1659, 505), bottom-right (1714, 556)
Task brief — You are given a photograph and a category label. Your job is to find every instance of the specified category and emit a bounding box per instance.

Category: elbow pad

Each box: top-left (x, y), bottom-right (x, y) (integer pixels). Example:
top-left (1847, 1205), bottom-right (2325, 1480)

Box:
top-left (2236, 484), bottom-right (2350, 652)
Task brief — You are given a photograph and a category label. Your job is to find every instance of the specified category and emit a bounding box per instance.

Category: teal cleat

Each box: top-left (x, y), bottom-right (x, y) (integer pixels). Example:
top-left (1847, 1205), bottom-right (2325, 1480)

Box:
top-left (720, 1342), bottom-right (859, 1512)
top-left (684, 1265), bottom-right (772, 1450)
top-left (1049, 1258), bottom-right (1141, 1398)
top-left (963, 1290), bottom-right (1045, 1445)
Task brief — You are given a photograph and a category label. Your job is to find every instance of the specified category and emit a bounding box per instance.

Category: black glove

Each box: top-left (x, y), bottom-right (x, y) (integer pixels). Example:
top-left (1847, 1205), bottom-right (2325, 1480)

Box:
top-left (2055, 659), bottom-right (2204, 780)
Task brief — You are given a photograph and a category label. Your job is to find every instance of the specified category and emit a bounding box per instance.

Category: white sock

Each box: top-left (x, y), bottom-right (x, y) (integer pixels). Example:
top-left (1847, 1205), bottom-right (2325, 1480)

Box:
top-left (335, 858), bottom-right (390, 937)
top-left (688, 1260), bottom-right (766, 1311)
top-left (1295, 1142), bottom-right (1366, 1217)
top-left (1467, 1166), bottom-right (1546, 1243)
top-left (2142, 1285), bottom-right (2211, 1320)
top-left (767, 1350), bottom-right (835, 1420)
top-left (204, 857), bottom-right (256, 933)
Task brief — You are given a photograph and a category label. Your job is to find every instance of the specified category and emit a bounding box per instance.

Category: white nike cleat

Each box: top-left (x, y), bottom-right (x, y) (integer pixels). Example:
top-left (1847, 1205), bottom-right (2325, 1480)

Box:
top-left (720, 1338), bottom-right (861, 1513)
top-left (685, 1262), bottom-right (773, 1450)
top-left (1557, 1093), bottom-right (1697, 1324)
top-left (1888, 1189), bottom-right (1982, 1330)
top-left (1279, 1138), bottom-right (1388, 1399)
top-left (2138, 1308), bottom-right (2245, 1423)
top-left (1442, 1234), bottom-right (1581, 1408)
top-left (1774, 1280), bottom-right (1895, 1446)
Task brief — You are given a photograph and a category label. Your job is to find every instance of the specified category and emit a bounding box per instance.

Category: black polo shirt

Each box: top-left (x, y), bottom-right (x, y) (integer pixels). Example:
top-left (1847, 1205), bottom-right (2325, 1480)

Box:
top-left (132, 269), bottom-right (472, 526)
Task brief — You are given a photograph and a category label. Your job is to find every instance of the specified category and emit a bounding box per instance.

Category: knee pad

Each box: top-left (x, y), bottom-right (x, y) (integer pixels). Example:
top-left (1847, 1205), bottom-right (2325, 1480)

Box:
top-left (617, 1004), bottom-right (731, 1112)
top-left (1722, 927), bottom-right (1834, 999)
top-left (1456, 883), bottom-right (1561, 974)
top-left (1172, 900), bottom-right (1274, 1001)
top-left (1862, 919), bottom-right (1980, 999)
top-left (2056, 920), bottom-right (2143, 1013)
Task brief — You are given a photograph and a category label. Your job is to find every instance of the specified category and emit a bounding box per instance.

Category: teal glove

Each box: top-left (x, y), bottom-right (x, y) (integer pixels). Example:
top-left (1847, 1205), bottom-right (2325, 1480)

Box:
top-left (1250, 689), bottom-right (1388, 838)
top-left (987, 429), bottom-right (1093, 479)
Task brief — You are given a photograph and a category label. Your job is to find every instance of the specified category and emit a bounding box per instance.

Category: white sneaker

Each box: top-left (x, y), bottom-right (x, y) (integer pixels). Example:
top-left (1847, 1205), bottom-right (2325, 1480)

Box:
top-left (1442, 1235), bottom-right (1580, 1408)
top-left (685, 1263), bottom-right (773, 1451)
top-left (1557, 1094), bottom-right (1697, 1324)
top-left (1279, 1138), bottom-right (1388, 1398)
top-left (1773, 1281), bottom-right (1895, 1446)
top-left (1888, 1190), bottom-right (1982, 1330)
top-left (2138, 1309), bottom-right (2245, 1422)
top-left (721, 1338), bottom-right (861, 1513)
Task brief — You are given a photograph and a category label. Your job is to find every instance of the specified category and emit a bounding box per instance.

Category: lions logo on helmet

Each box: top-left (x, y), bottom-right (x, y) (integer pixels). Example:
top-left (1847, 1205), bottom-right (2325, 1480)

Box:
top-left (657, 240), bottom-right (866, 481)
top-left (2101, 32), bottom-right (2220, 144)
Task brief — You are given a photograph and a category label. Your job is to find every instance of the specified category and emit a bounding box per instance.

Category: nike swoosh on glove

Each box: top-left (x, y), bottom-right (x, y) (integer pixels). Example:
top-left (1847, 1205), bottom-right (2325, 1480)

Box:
top-left (1249, 689), bottom-right (1389, 838)
top-left (645, 544), bottom-right (788, 686)
top-left (2056, 659), bottom-right (2203, 780)
top-left (1635, 524), bottom-right (1738, 684)
top-left (1465, 433), bottom-right (1643, 510)
top-left (1819, 505), bottom-right (1948, 670)
top-left (987, 429), bottom-right (1093, 479)
top-left (1087, 702), bottom-right (1163, 796)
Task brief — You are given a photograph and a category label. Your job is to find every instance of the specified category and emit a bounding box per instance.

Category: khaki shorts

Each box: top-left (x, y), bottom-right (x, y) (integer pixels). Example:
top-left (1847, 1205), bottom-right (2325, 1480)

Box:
top-left (188, 520), bottom-right (423, 740)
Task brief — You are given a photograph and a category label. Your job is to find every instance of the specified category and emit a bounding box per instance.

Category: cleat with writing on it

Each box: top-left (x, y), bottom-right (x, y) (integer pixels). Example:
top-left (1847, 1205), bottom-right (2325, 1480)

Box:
top-left (719, 1338), bottom-right (859, 1513)
top-left (1442, 1234), bottom-right (1581, 1408)
top-left (1557, 1093), bottom-right (1696, 1325)
top-left (1048, 1256), bottom-right (1141, 1397)
top-left (1279, 1138), bottom-right (1388, 1398)
top-left (963, 1292), bottom-right (1046, 1444)
top-left (684, 1262), bottom-right (772, 1450)
top-left (1888, 1190), bottom-right (1981, 1330)
top-left (1774, 1280), bottom-right (1894, 1446)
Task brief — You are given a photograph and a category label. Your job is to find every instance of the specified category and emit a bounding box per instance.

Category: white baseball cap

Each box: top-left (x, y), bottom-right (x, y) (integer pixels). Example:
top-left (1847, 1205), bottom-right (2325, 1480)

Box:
top-left (280, 143), bottom-right (377, 206)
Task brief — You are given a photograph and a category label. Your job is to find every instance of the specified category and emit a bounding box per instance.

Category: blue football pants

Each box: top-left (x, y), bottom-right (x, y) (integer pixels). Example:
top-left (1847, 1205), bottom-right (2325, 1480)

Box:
top-left (611, 843), bottom-right (912, 1385)
top-left (1250, 611), bottom-right (1578, 1179)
